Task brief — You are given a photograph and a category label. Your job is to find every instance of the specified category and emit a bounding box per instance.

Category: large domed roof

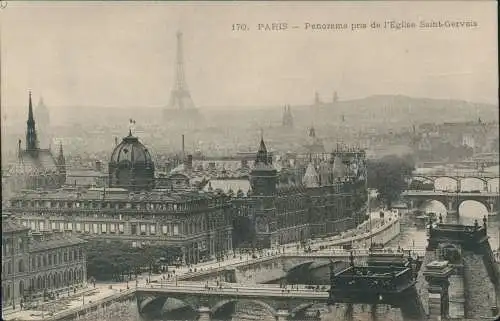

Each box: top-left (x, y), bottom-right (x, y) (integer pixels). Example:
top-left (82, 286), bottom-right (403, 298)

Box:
top-left (110, 131), bottom-right (154, 166)
top-left (108, 131), bottom-right (155, 191)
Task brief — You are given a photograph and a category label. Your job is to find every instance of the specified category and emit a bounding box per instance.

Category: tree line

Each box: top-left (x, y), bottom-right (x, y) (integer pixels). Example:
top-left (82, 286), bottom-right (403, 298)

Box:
top-left (86, 240), bottom-right (182, 281)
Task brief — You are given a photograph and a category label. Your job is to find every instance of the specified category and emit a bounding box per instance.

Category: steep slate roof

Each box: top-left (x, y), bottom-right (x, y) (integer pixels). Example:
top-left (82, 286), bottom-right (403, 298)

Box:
top-left (302, 163), bottom-right (319, 188)
top-left (9, 187), bottom-right (215, 203)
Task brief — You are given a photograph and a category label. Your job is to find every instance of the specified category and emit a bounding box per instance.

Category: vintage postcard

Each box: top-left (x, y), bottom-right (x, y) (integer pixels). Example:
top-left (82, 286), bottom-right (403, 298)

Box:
top-left (1, 1), bottom-right (498, 321)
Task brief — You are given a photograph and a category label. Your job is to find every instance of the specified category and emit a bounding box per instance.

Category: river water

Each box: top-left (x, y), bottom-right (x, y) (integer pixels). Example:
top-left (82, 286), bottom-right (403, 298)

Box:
top-left (83, 168), bottom-right (500, 321)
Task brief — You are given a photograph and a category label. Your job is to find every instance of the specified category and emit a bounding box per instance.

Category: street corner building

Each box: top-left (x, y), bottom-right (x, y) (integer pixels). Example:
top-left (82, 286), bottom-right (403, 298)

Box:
top-left (1, 215), bottom-right (87, 309)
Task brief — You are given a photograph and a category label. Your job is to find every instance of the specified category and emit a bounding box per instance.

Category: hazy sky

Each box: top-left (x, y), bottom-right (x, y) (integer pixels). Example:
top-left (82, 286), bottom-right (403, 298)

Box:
top-left (0, 1), bottom-right (498, 110)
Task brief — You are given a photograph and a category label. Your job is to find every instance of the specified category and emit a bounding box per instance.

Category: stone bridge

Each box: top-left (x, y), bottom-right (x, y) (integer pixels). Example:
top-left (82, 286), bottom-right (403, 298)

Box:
top-left (178, 253), bottom-right (356, 285)
top-left (180, 246), bottom-right (425, 285)
top-left (136, 283), bottom-right (328, 321)
top-left (409, 172), bottom-right (499, 195)
top-left (402, 190), bottom-right (500, 215)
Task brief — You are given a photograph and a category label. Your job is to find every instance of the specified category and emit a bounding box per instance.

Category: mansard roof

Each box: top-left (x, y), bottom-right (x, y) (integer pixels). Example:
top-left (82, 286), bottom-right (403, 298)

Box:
top-left (8, 186), bottom-right (219, 203)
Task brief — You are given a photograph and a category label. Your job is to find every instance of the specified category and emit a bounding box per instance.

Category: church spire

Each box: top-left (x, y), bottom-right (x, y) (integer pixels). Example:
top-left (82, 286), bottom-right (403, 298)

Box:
top-left (26, 91), bottom-right (38, 151)
top-left (57, 141), bottom-right (67, 185)
top-left (58, 142), bottom-right (64, 158)
top-left (57, 142), bottom-right (65, 166)
top-left (256, 135), bottom-right (269, 165)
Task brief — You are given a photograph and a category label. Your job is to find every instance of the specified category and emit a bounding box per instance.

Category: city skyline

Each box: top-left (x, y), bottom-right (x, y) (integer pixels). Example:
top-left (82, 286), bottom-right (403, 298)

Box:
top-left (0, 1), bottom-right (498, 112)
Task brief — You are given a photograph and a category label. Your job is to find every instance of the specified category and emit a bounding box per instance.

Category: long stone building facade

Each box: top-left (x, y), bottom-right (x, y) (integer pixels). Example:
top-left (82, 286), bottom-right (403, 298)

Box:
top-left (5, 187), bottom-right (233, 266)
top-left (5, 131), bottom-right (233, 266)
top-left (4, 127), bottom-right (366, 263)
top-left (229, 138), bottom-right (367, 248)
top-left (1, 216), bottom-right (86, 309)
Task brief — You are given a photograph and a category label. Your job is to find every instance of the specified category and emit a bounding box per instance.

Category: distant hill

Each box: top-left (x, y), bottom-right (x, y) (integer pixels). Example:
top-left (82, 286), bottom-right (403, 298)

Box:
top-left (294, 95), bottom-right (497, 127)
top-left (2, 94), bottom-right (497, 131)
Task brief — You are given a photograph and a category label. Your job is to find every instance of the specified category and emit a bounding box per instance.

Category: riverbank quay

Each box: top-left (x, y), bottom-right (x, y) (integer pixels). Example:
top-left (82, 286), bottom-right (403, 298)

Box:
top-left (2, 211), bottom-right (400, 321)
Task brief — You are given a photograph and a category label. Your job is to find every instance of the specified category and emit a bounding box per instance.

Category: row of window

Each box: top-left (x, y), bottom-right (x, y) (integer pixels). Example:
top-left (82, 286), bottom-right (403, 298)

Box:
top-left (2, 237), bottom-right (28, 256)
top-left (2, 268), bottom-right (86, 303)
top-left (2, 248), bottom-right (83, 277)
top-left (22, 220), bottom-right (181, 236)
top-left (31, 248), bottom-right (83, 270)
top-left (10, 200), bottom-right (217, 212)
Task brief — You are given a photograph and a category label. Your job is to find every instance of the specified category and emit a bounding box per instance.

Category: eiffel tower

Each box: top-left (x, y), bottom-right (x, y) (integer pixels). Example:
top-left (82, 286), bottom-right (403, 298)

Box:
top-left (164, 31), bottom-right (201, 123)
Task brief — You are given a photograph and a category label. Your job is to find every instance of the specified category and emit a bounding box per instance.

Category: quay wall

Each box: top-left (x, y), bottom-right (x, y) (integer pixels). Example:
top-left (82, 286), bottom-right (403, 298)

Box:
top-left (19, 214), bottom-right (401, 321)
top-left (42, 290), bottom-right (136, 321)
top-left (179, 214), bottom-right (401, 284)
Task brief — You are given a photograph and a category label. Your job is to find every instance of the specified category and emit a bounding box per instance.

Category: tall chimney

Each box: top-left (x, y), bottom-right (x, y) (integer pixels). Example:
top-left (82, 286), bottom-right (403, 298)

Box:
top-left (182, 134), bottom-right (185, 159)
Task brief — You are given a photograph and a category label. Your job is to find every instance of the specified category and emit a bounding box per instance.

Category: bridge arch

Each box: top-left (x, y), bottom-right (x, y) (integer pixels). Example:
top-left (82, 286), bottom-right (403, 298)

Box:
top-left (434, 177), bottom-right (459, 192)
top-left (291, 302), bottom-right (316, 315)
top-left (458, 200), bottom-right (489, 223)
top-left (287, 261), bottom-right (314, 273)
top-left (211, 299), bottom-right (277, 317)
top-left (487, 178), bottom-right (499, 193)
top-left (411, 176), bottom-right (435, 184)
top-left (139, 296), bottom-right (197, 315)
top-left (460, 177), bottom-right (487, 192)
top-left (417, 199), bottom-right (448, 214)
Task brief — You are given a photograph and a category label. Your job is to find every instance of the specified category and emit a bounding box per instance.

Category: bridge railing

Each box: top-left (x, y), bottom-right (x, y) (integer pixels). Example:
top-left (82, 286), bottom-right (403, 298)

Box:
top-left (136, 285), bottom-right (329, 298)
top-left (284, 247), bottom-right (426, 258)
top-left (411, 171), bottom-right (499, 179)
top-left (402, 190), bottom-right (499, 196)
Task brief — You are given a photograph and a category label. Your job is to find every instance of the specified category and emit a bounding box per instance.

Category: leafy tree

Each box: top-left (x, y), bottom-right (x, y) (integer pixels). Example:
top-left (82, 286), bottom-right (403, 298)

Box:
top-left (85, 240), bottom-right (182, 281)
top-left (409, 180), bottom-right (434, 191)
top-left (367, 154), bottom-right (415, 209)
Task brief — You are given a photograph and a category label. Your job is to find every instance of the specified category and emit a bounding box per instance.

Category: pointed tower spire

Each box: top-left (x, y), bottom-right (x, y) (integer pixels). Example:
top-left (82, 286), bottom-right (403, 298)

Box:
top-left (256, 134), bottom-right (269, 165)
top-left (309, 125), bottom-right (316, 138)
top-left (57, 141), bottom-right (67, 186)
top-left (166, 30), bottom-right (196, 114)
top-left (26, 91), bottom-right (38, 151)
top-left (28, 91), bottom-right (34, 121)
top-left (58, 142), bottom-right (64, 157)
top-left (57, 141), bottom-right (65, 166)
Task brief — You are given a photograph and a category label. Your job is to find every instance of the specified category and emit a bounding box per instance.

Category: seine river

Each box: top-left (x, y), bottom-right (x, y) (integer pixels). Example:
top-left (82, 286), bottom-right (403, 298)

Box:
top-left (95, 167), bottom-right (500, 321)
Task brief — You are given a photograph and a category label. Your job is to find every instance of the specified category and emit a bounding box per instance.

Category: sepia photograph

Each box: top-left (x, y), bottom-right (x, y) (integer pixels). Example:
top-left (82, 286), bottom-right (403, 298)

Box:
top-left (0, 1), bottom-right (499, 321)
